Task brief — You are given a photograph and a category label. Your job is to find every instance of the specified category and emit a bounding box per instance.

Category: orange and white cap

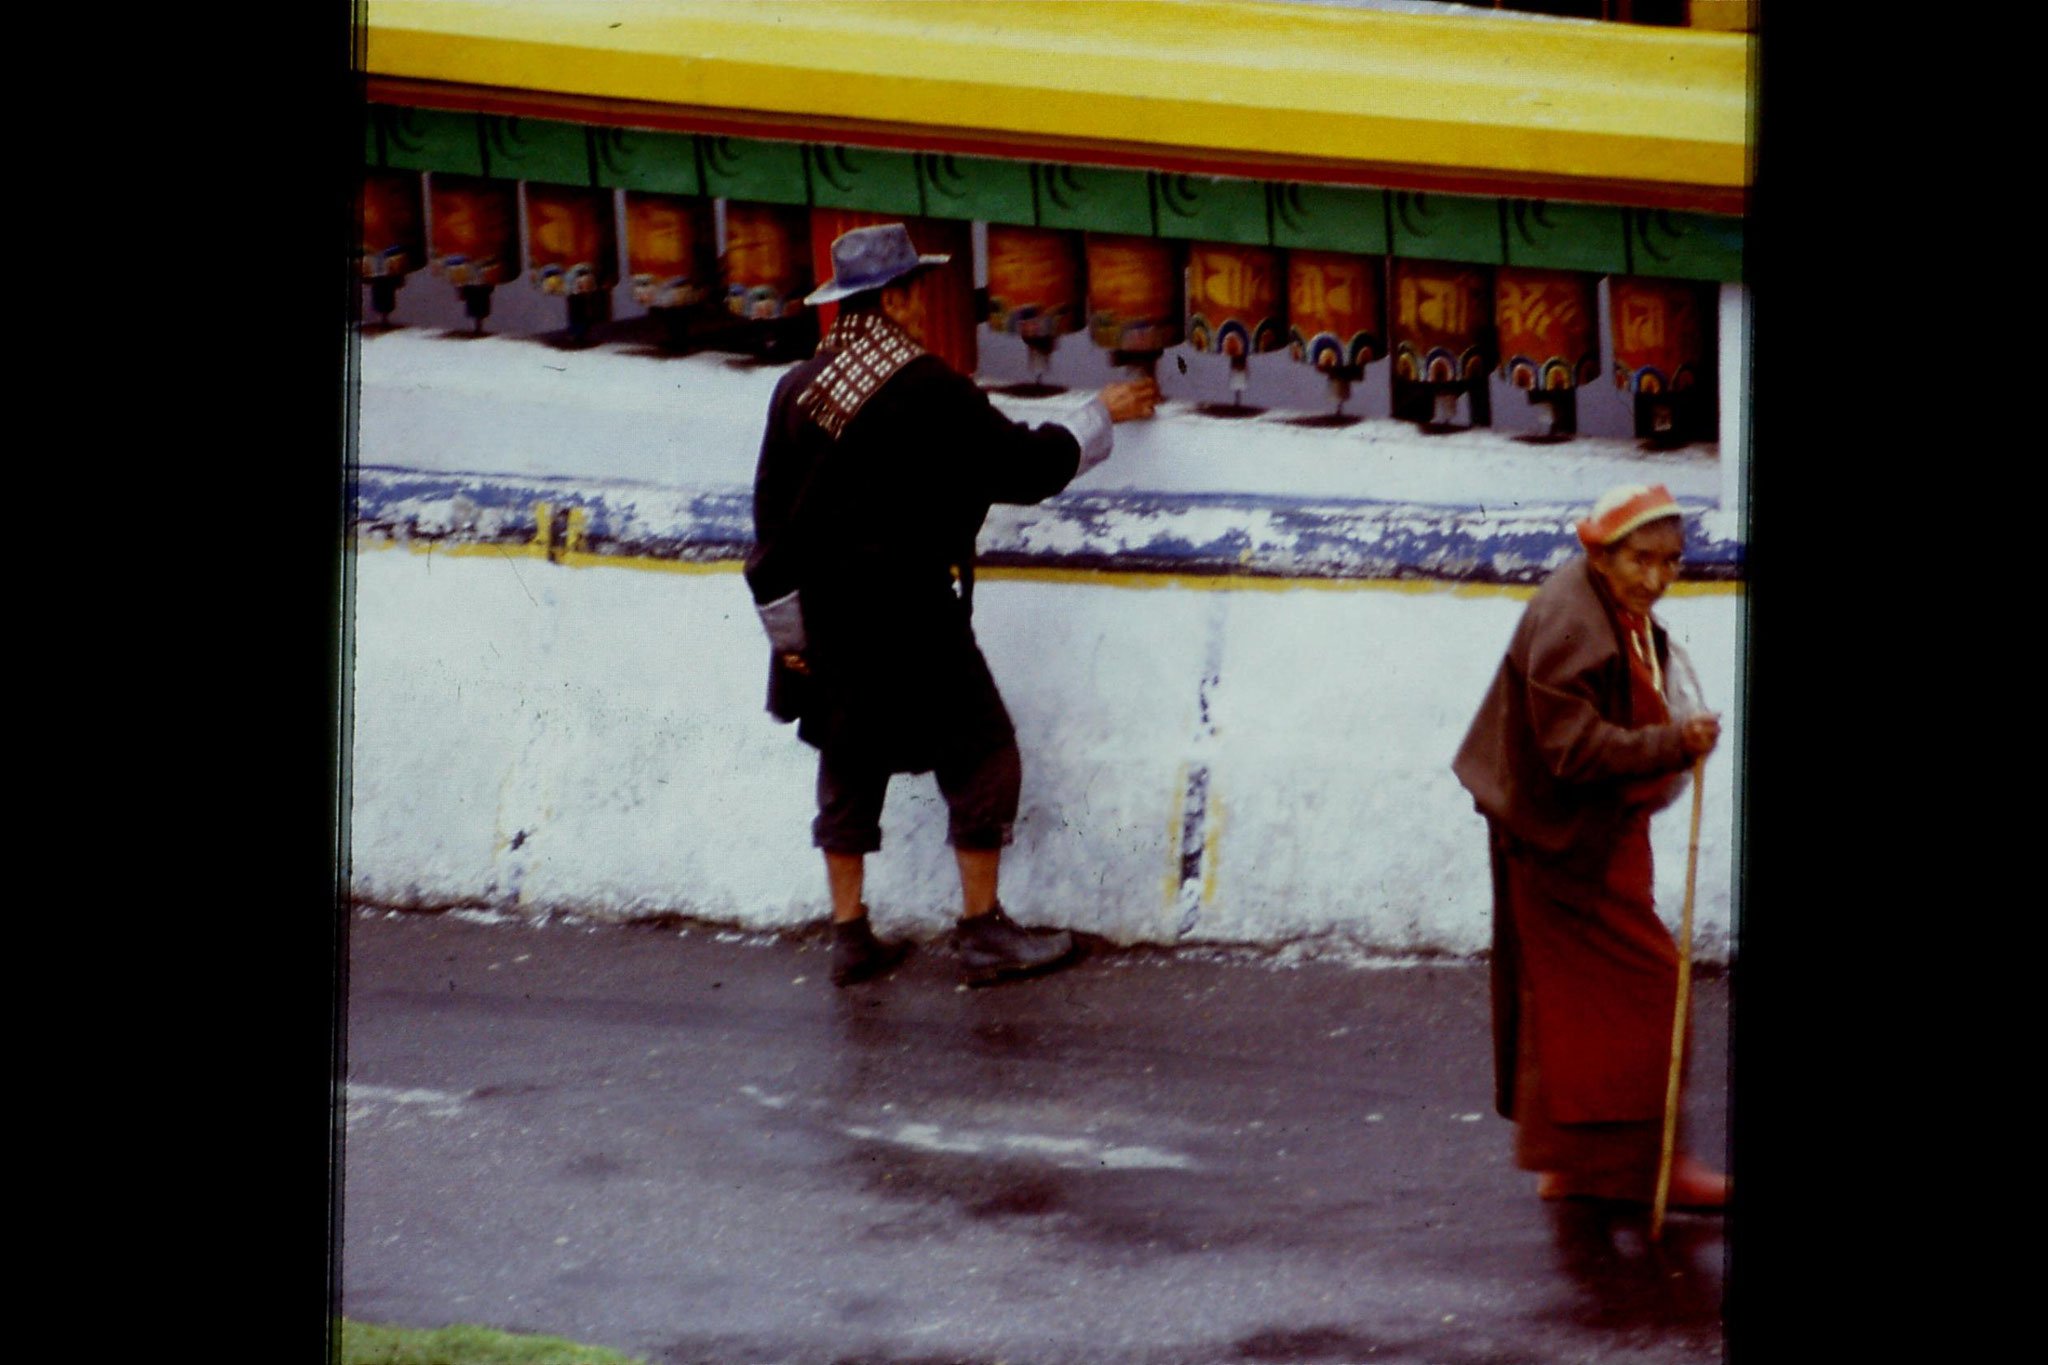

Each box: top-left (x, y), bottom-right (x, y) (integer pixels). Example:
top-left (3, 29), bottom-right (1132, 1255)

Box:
top-left (1576, 484), bottom-right (1682, 549)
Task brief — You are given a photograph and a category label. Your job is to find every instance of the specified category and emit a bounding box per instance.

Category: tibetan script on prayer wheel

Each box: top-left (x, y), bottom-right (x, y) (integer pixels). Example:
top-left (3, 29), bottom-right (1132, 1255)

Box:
top-left (1287, 250), bottom-right (1385, 374)
top-left (986, 226), bottom-right (1084, 341)
top-left (1610, 275), bottom-right (1712, 395)
top-left (428, 175), bottom-right (519, 288)
top-left (1494, 266), bottom-right (1599, 391)
top-left (625, 193), bottom-right (717, 310)
top-left (1085, 233), bottom-right (1184, 353)
top-left (1186, 243), bottom-right (1285, 358)
top-left (525, 184), bottom-right (619, 297)
top-left (723, 202), bottom-right (814, 321)
top-left (1391, 258), bottom-right (1491, 384)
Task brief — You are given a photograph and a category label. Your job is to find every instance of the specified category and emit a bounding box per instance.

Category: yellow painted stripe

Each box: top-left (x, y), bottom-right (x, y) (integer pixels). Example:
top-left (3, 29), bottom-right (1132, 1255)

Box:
top-left (364, 0), bottom-right (1751, 194)
top-left (356, 534), bottom-right (1743, 598)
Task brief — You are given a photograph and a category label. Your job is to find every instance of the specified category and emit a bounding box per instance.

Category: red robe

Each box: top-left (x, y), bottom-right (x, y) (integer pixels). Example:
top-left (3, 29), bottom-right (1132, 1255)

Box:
top-left (1452, 557), bottom-right (1693, 1196)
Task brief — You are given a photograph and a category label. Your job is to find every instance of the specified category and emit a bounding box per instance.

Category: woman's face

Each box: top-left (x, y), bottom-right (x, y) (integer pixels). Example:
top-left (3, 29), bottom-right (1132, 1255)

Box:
top-left (1589, 518), bottom-right (1684, 617)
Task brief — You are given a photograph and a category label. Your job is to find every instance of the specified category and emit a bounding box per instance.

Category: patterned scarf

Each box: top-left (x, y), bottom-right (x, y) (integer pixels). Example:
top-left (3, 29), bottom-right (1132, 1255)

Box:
top-left (796, 310), bottom-right (926, 439)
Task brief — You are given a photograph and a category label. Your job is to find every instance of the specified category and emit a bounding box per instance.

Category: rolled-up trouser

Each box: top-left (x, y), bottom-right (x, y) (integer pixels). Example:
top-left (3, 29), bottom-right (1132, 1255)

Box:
top-left (812, 740), bottom-right (1021, 855)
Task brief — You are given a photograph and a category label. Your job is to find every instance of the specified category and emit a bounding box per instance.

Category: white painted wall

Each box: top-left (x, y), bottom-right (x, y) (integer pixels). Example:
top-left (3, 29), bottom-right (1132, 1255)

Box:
top-left (346, 544), bottom-right (1740, 961)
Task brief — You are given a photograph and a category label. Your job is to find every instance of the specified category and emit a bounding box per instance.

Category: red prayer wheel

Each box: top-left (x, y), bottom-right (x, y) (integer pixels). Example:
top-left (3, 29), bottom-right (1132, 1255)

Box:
top-left (722, 202), bottom-right (814, 322)
top-left (624, 192), bottom-right (717, 310)
top-left (1186, 243), bottom-right (1285, 359)
top-left (1084, 233), bottom-right (1184, 356)
top-left (1494, 267), bottom-right (1599, 391)
top-left (1286, 250), bottom-right (1385, 375)
top-left (807, 210), bottom-right (977, 376)
top-left (1390, 258), bottom-right (1491, 384)
top-left (1609, 275), bottom-right (1712, 395)
top-left (524, 184), bottom-right (618, 297)
top-left (360, 169), bottom-right (426, 322)
top-left (428, 174), bottom-right (519, 329)
top-left (986, 226), bottom-right (1084, 342)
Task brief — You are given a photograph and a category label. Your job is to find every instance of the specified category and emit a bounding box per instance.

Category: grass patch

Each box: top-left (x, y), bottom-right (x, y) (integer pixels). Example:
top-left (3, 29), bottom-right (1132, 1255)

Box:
top-left (338, 1318), bottom-right (647, 1364)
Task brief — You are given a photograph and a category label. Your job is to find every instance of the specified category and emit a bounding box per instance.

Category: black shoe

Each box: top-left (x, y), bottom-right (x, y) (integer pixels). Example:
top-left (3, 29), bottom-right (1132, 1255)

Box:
top-left (953, 904), bottom-right (1078, 986)
top-left (831, 913), bottom-right (910, 987)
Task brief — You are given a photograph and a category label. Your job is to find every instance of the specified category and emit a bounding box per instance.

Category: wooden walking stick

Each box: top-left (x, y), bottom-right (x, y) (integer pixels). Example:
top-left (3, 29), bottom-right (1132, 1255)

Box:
top-left (1650, 752), bottom-right (1707, 1240)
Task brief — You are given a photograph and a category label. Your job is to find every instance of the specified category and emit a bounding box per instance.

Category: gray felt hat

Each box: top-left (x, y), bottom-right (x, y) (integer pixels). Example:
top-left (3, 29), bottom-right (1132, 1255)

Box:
top-left (803, 223), bottom-right (950, 306)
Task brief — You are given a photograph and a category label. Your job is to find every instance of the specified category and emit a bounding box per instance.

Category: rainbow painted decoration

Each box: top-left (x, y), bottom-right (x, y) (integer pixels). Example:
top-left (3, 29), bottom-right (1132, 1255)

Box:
top-left (1187, 243), bottom-right (1285, 359)
top-left (428, 175), bottom-right (519, 288)
top-left (1494, 266), bottom-right (1599, 391)
top-left (625, 193), bottom-right (717, 310)
top-left (722, 203), bottom-right (813, 321)
top-left (525, 184), bottom-right (619, 298)
top-left (1286, 250), bottom-right (1384, 374)
top-left (1085, 234), bottom-right (1183, 353)
top-left (1391, 259), bottom-right (1490, 384)
top-left (986, 226), bottom-right (1084, 341)
top-left (1610, 275), bottom-right (1712, 395)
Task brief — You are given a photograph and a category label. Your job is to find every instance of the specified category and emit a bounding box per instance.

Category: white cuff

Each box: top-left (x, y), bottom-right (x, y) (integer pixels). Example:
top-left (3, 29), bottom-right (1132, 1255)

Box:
top-left (1055, 396), bottom-right (1114, 476)
top-left (756, 591), bottom-right (806, 653)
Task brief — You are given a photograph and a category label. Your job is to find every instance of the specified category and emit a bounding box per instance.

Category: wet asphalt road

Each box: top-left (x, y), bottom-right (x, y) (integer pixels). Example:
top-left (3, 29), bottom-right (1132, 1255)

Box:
top-left (339, 908), bottom-right (1730, 1365)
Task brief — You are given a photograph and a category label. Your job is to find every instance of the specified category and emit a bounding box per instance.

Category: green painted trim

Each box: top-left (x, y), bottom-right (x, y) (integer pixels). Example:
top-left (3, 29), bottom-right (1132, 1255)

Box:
top-left (377, 105), bottom-right (485, 177)
top-left (804, 144), bottom-right (922, 214)
top-left (1389, 190), bottom-right (1506, 265)
top-left (917, 152), bottom-right (1035, 226)
top-left (1270, 183), bottom-right (1389, 255)
top-left (481, 116), bottom-right (592, 187)
top-left (1033, 163), bottom-right (1154, 235)
top-left (1627, 208), bottom-right (1744, 283)
top-left (1154, 172), bottom-right (1271, 245)
top-left (1503, 199), bottom-right (1629, 274)
top-left (591, 127), bottom-right (702, 195)
top-left (699, 135), bottom-right (811, 206)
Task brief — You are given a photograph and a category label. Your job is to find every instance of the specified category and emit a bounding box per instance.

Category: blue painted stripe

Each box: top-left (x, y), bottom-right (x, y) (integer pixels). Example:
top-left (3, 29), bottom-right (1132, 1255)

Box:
top-left (352, 466), bottom-right (1744, 585)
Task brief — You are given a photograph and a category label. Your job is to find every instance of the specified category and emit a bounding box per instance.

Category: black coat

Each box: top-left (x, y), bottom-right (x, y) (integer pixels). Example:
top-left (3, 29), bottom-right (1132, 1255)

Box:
top-left (745, 351), bottom-right (1085, 772)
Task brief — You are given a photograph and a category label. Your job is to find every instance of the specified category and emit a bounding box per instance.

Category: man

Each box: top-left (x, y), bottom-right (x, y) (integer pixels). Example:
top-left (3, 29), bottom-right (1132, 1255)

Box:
top-left (745, 223), bottom-right (1159, 988)
top-left (1452, 484), bottom-right (1730, 1208)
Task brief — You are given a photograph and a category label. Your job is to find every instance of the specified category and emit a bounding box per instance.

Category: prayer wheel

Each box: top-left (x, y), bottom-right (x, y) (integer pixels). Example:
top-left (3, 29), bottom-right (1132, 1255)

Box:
top-left (427, 174), bottom-right (519, 331)
top-left (1391, 258), bottom-right (1492, 429)
top-left (1287, 249), bottom-right (1386, 416)
top-left (1494, 266), bottom-right (1599, 439)
top-left (1187, 242), bottom-right (1285, 407)
top-left (360, 169), bottom-right (426, 325)
top-left (1084, 233), bottom-right (1184, 376)
top-left (525, 183), bottom-right (620, 340)
top-left (721, 201), bottom-right (816, 361)
top-left (808, 210), bottom-right (976, 377)
top-left (624, 192), bottom-right (718, 348)
top-left (1610, 275), bottom-right (1715, 446)
top-left (986, 225), bottom-right (1083, 391)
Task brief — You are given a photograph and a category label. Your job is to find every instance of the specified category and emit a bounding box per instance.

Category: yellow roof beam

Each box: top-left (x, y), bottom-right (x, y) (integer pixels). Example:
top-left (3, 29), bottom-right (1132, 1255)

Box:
top-left (364, 0), bottom-right (1753, 211)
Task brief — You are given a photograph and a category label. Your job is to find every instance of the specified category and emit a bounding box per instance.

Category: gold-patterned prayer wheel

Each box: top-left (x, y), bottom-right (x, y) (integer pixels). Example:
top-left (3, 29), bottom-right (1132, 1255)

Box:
top-left (1391, 258), bottom-right (1492, 428)
top-left (1186, 243), bottom-right (1285, 360)
top-left (428, 174), bottom-right (519, 331)
top-left (1494, 266), bottom-right (1599, 439)
top-left (525, 183), bottom-right (620, 340)
top-left (987, 225), bottom-right (1084, 392)
top-left (1609, 275), bottom-right (1715, 445)
top-left (625, 193), bottom-right (717, 349)
top-left (723, 202), bottom-right (814, 322)
top-left (721, 202), bottom-right (817, 361)
top-left (625, 193), bottom-right (717, 310)
top-left (360, 169), bottom-right (426, 324)
top-left (1287, 250), bottom-right (1385, 416)
top-left (987, 226), bottom-right (1084, 342)
top-left (1085, 234), bottom-right (1184, 367)
top-left (808, 210), bottom-right (976, 376)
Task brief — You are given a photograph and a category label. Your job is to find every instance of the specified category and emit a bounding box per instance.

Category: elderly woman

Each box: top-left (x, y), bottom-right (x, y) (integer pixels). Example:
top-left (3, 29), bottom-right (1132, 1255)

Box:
top-left (1452, 484), bottom-right (1729, 1208)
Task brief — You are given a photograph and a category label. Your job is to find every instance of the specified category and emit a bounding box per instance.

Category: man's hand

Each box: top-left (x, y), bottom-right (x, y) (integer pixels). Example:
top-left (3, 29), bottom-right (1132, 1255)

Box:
top-left (1679, 712), bottom-right (1720, 758)
top-left (781, 651), bottom-right (811, 676)
top-left (1101, 377), bottom-right (1160, 422)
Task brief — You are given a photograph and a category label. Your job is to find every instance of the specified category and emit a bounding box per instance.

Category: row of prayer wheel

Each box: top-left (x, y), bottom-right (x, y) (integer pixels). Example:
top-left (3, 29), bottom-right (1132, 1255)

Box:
top-left (362, 170), bottom-right (1713, 436)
